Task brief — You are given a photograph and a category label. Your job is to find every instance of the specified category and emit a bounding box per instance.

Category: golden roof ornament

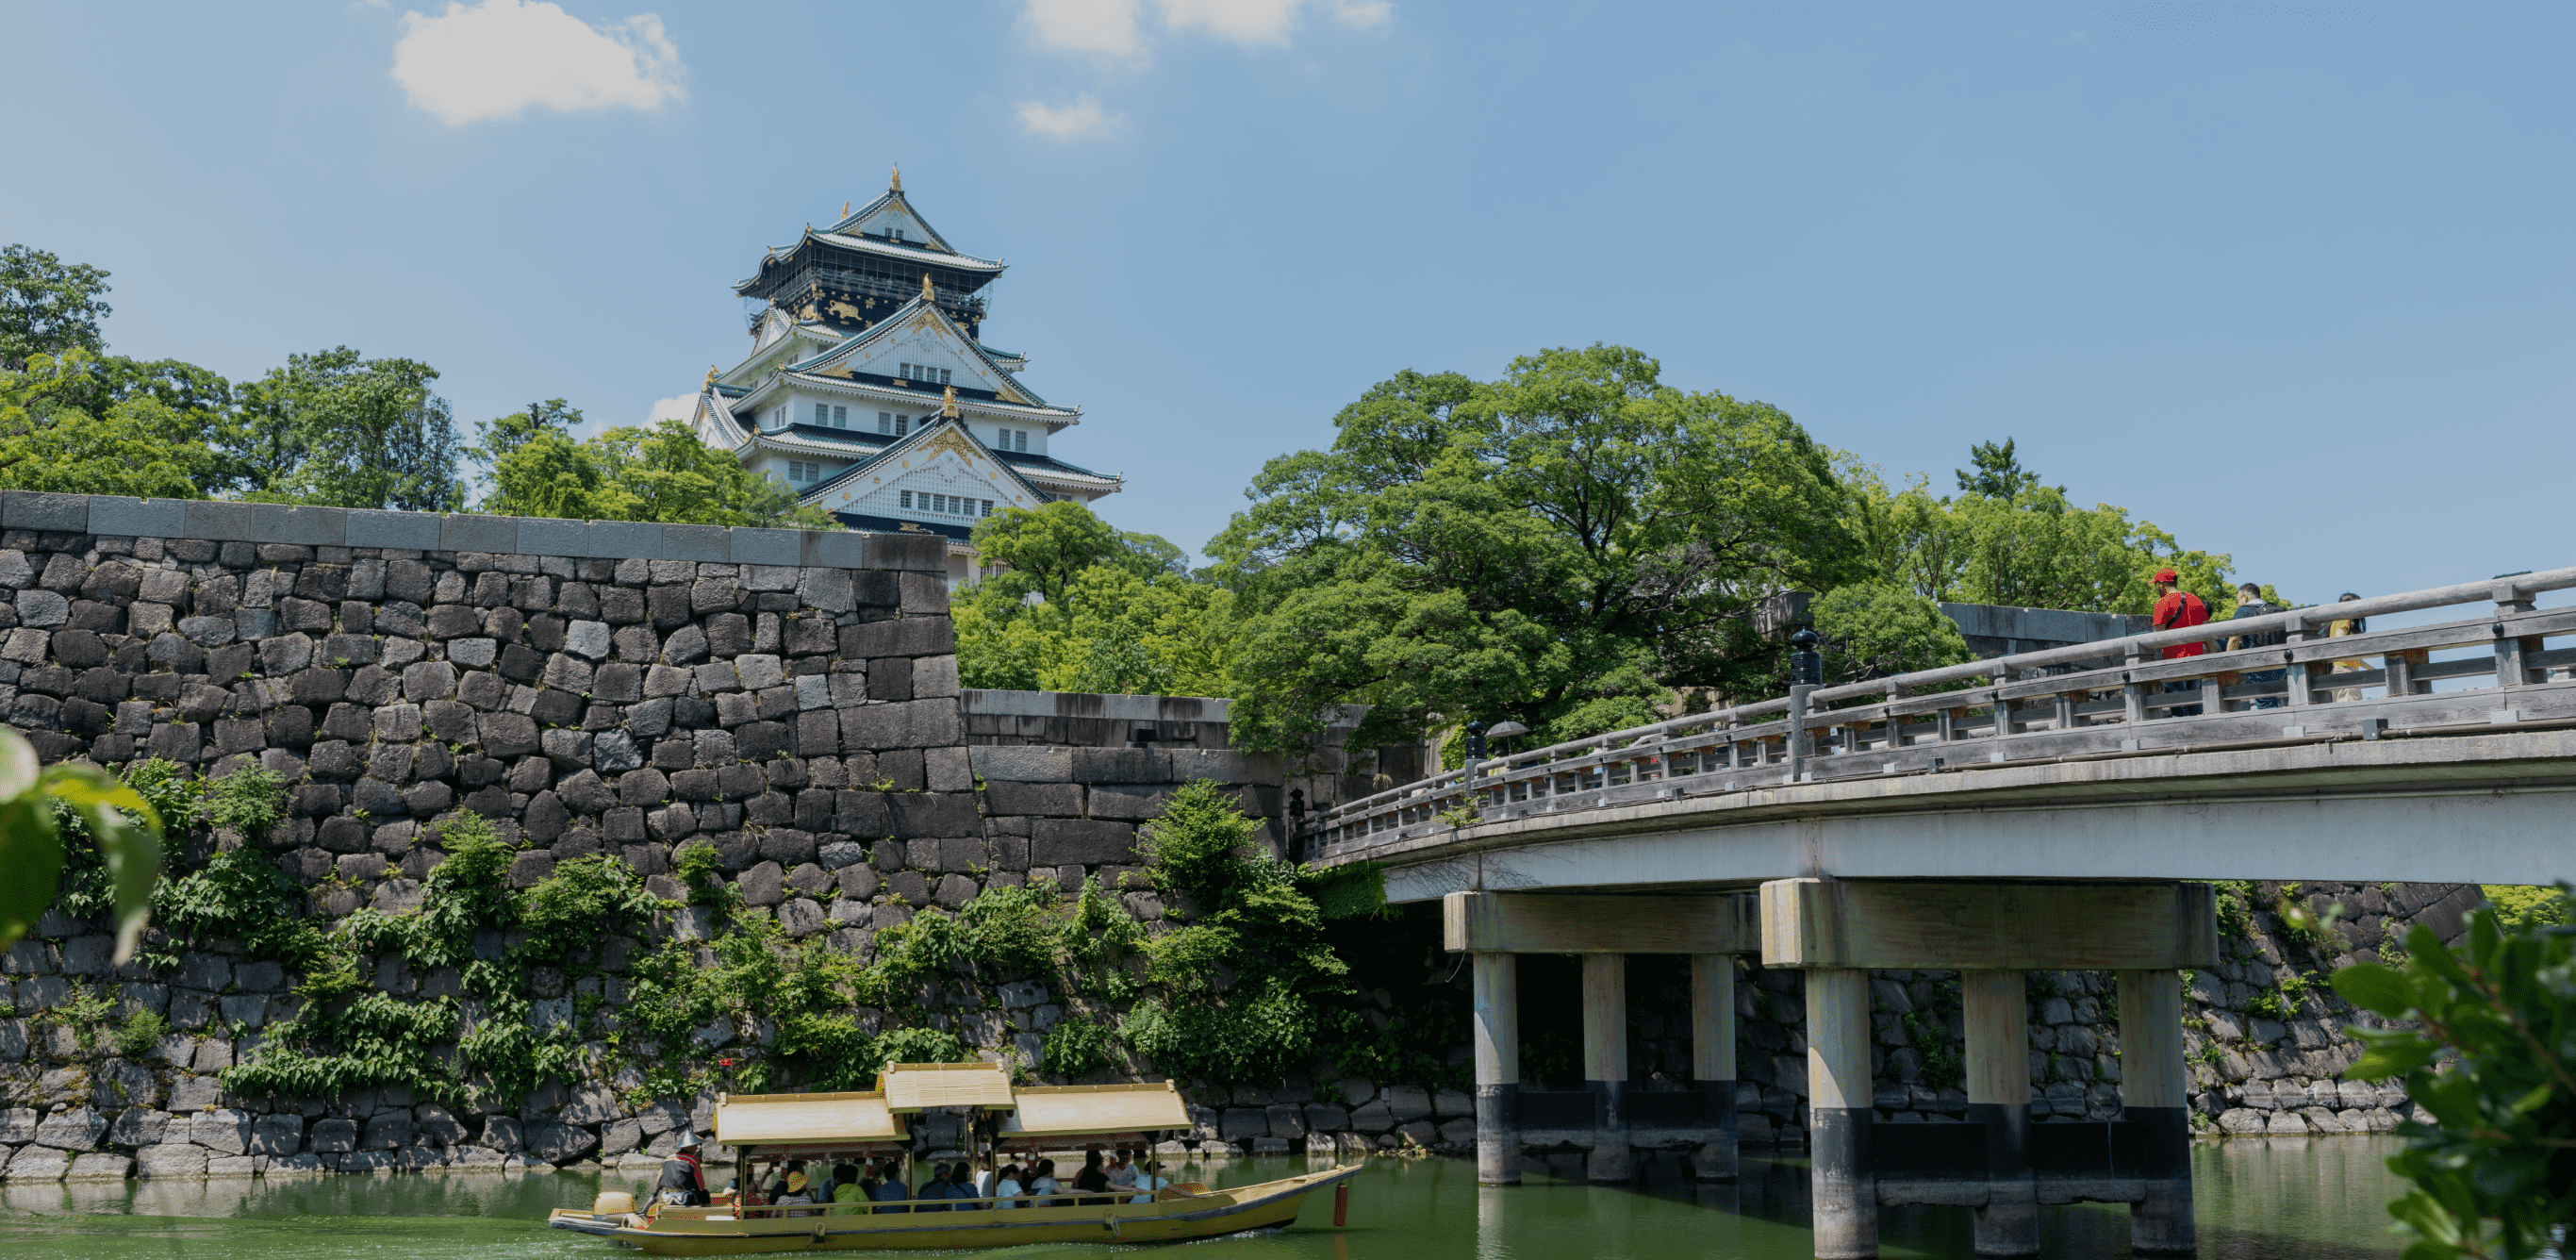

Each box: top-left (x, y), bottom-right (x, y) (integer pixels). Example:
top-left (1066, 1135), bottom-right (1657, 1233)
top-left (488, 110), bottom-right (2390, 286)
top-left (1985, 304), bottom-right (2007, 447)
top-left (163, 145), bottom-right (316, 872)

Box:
top-left (941, 386), bottom-right (959, 419)
top-left (703, 365), bottom-right (718, 386)
top-left (840, 200), bottom-right (850, 218)
top-left (890, 164), bottom-right (902, 192)
top-left (920, 273), bottom-right (935, 301)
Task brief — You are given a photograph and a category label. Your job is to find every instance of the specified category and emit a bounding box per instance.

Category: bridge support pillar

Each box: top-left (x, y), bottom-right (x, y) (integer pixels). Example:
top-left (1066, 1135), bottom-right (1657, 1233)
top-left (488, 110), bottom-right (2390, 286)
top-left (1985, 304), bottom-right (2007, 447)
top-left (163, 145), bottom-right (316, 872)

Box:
top-left (1581, 953), bottom-right (1633, 1182)
top-left (1471, 952), bottom-right (1520, 1185)
top-left (1808, 967), bottom-right (1877, 1259)
top-left (1690, 953), bottom-right (1739, 1182)
top-left (1963, 970), bottom-right (2036, 1256)
top-left (2119, 968), bottom-right (2196, 1253)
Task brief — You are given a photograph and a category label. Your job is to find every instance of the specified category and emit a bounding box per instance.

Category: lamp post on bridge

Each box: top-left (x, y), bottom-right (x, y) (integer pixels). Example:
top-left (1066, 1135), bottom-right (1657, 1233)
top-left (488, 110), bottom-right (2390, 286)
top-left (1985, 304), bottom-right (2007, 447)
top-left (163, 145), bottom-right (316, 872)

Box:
top-left (1789, 628), bottom-right (1824, 779)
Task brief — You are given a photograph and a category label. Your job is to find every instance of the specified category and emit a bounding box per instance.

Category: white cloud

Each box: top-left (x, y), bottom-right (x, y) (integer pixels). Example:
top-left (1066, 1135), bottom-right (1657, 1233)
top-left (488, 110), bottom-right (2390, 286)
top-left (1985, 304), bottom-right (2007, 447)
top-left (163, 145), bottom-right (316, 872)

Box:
top-left (1016, 95), bottom-right (1124, 141)
top-left (392, 0), bottom-right (685, 125)
top-left (1326, 0), bottom-right (1390, 30)
top-left (647, 392), bottom-right (696, 423)
top-left (1158, 0), bottom-right (1301, 46)
top-left (1020, 0), bottom-right (1388, 54)
top-left (1025, 0), bottom-right (1145, 56)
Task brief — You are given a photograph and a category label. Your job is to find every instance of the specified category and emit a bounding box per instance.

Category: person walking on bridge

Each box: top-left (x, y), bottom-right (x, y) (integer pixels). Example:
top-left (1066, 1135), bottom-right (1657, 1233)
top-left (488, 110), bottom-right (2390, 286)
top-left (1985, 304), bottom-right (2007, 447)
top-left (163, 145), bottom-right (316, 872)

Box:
top-left (2150, 568), bottom-right (2211, 716)
top-left (2226, 584), bottom-right (2289, 709)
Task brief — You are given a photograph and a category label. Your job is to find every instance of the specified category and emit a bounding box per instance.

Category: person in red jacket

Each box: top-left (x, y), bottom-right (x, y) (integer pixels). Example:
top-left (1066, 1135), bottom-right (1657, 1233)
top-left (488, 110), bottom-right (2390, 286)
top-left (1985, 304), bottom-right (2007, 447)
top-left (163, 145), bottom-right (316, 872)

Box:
top-left (2149, 568), bottom-right (2211, 716)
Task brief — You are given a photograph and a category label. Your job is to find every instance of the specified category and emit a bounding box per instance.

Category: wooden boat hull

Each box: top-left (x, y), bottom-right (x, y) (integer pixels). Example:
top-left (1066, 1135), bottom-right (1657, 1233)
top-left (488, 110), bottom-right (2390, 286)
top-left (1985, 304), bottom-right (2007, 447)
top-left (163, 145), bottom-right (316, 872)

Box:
top-left (547, 1165), bottom-right (1359, 1255)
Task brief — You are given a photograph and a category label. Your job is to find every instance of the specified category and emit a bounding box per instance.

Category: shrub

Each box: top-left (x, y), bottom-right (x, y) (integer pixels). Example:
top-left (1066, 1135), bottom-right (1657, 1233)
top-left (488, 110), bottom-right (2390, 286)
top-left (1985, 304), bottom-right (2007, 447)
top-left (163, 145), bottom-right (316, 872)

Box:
top-left (2336, 894), bottom-right (2576, 1257)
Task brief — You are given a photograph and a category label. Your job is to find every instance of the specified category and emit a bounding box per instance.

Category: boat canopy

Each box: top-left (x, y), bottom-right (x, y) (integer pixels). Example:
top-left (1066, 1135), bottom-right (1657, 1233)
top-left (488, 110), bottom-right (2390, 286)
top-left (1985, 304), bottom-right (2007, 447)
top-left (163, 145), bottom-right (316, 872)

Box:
top-left (996, 1083), bottom-right (1193, 1150)
top-left (712, 1090), bottom-right (909, 1158)
top-left (880, 1061), bottom-right (1016, 1112)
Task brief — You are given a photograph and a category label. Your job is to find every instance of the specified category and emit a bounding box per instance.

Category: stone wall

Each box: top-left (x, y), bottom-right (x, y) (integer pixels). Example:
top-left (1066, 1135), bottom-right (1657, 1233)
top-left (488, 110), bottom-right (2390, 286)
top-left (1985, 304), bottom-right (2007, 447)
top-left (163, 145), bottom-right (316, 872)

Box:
top-left (0, 493), bottom-right (1305, 1184)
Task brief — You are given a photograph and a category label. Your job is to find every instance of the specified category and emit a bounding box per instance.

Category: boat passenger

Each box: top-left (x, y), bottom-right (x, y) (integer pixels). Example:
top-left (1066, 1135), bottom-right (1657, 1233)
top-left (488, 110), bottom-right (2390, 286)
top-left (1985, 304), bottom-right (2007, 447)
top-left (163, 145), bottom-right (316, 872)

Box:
top-left (1028, 1159), bottom-right (1060, 1206)
top-left (994, 1165), bottom-right (1025, 1208)
top-left (1076, 1151), bottom-right (1115, 1205)
top-left (656, 1132), bottom-right (708, 1206)
top-left (775, 1169), bottom-right (818, 1217)
top-left (1106, 1153), bottom-right (1138, 1195)
top-left (916, 1162), bottom-right (954, 1212)
top-left (1130, 1168), bottom-right (1168, 1204)
top-left (832, 1163), bottom-right (864, 1208)
top-left (872, 1168), bottom-right (912, 1215)
top-left (947, 1163), bottom-right (983, 1210)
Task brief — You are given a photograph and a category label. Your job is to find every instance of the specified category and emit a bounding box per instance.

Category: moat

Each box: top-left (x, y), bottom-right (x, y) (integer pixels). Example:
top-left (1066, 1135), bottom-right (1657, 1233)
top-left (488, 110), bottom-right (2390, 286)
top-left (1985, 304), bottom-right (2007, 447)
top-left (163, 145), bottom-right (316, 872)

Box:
top-left (0, 1142), bottom-right (2407, 1260)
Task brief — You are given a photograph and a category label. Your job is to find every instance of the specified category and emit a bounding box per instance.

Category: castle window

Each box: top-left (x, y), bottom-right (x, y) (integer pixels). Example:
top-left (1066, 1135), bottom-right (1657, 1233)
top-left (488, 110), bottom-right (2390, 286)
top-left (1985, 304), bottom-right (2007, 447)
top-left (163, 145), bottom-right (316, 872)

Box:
top-left (879, 411), bottom-right (891, 434)
top-left (1014, 429), bottom-right (1027, 453)
top-left (900, 490), bottom-right (912, 508)
top-left (982, 500), bottom-right (994, 517)
top-left (813, 403), bottom-right (828, 425)
top-left (833, 406), bottom-right (847, 427)
top-left (898, 415), bottom-right (910, 435)
top-left (939, 368), bottom-right (951, 386)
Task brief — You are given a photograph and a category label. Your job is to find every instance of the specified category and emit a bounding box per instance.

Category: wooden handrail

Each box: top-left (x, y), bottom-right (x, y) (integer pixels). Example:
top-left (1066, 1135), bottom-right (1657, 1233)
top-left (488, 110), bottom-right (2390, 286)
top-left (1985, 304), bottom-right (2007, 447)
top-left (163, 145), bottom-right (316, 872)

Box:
top-left (1301, 564), bottom-right (2576, 853)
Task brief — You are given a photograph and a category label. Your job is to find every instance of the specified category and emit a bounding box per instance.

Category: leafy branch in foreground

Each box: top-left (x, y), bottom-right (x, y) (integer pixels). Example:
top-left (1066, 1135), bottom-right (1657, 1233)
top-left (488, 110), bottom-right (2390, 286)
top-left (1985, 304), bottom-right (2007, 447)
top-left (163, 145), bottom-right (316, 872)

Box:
top-left (2334, 897), bottom-right (2576, 1260)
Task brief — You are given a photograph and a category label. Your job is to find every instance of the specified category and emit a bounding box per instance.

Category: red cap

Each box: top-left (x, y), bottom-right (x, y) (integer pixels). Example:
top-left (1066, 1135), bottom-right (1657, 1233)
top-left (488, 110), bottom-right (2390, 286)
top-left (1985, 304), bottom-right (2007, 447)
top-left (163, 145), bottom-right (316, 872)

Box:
top-left (2152, 568), bottom-right (2180, 584)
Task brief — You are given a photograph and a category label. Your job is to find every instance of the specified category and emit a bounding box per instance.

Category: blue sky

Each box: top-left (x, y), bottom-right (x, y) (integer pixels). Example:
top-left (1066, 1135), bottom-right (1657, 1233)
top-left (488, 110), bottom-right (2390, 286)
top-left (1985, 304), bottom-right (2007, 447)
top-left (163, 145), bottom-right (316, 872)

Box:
top-left (5, 1), bottom-right (2570, 603)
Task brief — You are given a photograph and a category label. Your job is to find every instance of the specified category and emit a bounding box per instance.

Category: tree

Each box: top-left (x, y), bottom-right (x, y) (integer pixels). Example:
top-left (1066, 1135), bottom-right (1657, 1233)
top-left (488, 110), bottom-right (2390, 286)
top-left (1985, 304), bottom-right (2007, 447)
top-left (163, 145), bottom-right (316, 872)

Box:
top-left (1807, 583), bottom-right (1975, 688)
top-left (2334, 904), bottom-right (2576, 1258)
top-left (0, 351), bottom-right (234, 499)
top-left (1954, 437), bottom-right (2054, 499)
top-left (969, 501), bottom-right (1124, 605)
top-left (239, 347), bottom-right (464, 511)
top-left (0, 245), bottom-right (112, 369)
top-left (479, 417), bottom-right (836, 529)
top-left (1848, 451), bottom-right (2237, 615)
top-left (955, 501), bottom-right (1220, 695)
top-left (1208, 347), bottom-right (1863, 754)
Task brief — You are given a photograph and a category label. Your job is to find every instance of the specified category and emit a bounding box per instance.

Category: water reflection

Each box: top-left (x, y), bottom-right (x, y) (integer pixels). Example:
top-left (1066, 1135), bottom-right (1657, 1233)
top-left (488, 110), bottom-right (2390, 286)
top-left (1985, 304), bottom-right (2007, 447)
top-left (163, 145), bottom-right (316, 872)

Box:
top-left (0, 1137), bottom-right (2406, 1260)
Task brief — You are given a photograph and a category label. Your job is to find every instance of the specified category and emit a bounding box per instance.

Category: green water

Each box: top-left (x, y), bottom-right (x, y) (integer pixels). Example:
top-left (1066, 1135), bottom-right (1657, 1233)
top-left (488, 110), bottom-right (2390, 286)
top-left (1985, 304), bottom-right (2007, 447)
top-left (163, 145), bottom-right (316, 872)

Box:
top-left (0, 1138), bottom-right (2408, 1259)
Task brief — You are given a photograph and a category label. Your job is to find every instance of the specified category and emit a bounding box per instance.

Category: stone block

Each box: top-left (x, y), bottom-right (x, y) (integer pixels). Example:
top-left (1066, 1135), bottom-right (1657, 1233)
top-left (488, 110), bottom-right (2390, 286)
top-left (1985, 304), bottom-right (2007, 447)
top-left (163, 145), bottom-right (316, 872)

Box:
top-left (3, 490), bottom-right (91, 532)
top-left (1030, 818), bottom-right (1137, 868)
top-left (190, 1108), bottom-right (254, 1154)
top-left (888, 792), bottom-right (978, 838)
top-left (1071, 747), bottom-right (1171, 784)
top-left (969, 745), bottom-right (1072, 783)
top-left (347, 508), bottom-right (443, 551)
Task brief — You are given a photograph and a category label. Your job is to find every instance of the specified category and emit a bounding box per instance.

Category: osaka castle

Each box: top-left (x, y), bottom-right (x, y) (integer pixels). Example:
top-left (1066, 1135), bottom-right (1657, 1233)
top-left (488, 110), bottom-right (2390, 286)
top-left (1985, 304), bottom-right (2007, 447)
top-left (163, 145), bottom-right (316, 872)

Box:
top-left (688, 168), bottom-right (1122, 583)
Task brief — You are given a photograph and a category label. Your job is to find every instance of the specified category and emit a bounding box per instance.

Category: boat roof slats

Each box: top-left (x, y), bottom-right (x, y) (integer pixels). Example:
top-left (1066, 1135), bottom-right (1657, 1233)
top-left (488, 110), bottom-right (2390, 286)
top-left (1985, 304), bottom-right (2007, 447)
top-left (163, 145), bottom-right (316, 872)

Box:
top-left (999, 1083), bottom-right (1192, 1139)
top-left (880, 1061), bottom-right (1016, 1112)
top-left (712, 1090), bottom-right (906, 1147)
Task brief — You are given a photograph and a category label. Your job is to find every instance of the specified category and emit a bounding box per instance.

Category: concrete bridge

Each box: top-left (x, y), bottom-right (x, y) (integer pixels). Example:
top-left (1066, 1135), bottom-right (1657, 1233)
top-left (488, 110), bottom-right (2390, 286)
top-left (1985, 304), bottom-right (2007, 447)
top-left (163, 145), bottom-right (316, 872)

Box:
top-left (1300, 566), bottom-right (2576, 1257)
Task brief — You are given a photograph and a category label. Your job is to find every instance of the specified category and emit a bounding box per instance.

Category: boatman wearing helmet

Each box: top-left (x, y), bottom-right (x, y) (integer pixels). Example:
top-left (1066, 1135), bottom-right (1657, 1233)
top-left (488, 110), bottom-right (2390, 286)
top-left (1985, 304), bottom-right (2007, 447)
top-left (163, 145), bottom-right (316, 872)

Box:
top-left (659, 1132), bottom-right (709, 1206)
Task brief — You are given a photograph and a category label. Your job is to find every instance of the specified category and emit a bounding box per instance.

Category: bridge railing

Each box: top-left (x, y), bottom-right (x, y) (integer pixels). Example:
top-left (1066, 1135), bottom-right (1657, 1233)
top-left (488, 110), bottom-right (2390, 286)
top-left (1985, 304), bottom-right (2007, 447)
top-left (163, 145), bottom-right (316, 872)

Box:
top-left (1303, 565), bottom-right (2576, 859)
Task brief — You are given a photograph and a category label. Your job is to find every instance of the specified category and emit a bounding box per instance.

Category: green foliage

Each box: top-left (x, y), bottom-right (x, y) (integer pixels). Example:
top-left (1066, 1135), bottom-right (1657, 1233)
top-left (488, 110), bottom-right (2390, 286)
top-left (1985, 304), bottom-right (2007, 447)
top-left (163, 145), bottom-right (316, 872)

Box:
top-left (2213, 880), bottom-right (2257, 937)
top-left (228, 814), bottom-right (658, 1108)
top-left (670, 840), bottom-right (728, 905)
top-left (2480, 886), bottom-right (2571, 934)
top-left (0, 244), bottom-right (111, 368)
top-left (44, 981), bottom-right (118, 1053)
top-left (1119, 781), bottom-right (1356, 1081)
top-left (956, 502), bottom-right (1220, 696)
top-left (0, 352), bottom-right (233, 498)
top-left (237, 346), bottom-right (463, 511)
top-left (1954, 438), bottom-right (2053, 500)
top-left (113, 1007), bottom-right (168, 1059)
top-left (202, 766), bottom-right (289, 838)
top-left (0, 728), bottom-right (164, 962)
top-left (1039, 1016), bottom-right (1119, 1077)
top-left (2245, 987), bottom-right (2288, 1020)
top-left (1847, 457), bottom-right (2234, 616)
top-left (1805, 582), bottom-right (1976, 689)
top-left (872, 1027), bottom-right (966, 1071)
top-left (2335, 899), bottom-right (2576, 1258)
top-left (477, 416), bottom-right (834, 529)
top-left (1210, 349), bottom-right (1858, 754)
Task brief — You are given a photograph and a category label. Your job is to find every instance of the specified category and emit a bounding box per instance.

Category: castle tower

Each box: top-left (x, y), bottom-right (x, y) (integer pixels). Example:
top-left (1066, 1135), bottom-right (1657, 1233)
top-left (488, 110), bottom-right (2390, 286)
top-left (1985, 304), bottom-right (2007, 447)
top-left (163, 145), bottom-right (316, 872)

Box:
top-left (690, 169), bottom-right (1123, 584)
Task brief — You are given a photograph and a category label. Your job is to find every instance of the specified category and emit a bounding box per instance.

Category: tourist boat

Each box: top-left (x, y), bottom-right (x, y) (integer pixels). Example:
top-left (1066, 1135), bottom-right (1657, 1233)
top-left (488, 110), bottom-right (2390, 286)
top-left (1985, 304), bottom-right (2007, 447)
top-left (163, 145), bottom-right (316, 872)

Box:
top-left (547, 1064), bottom-right (1358, 1254)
